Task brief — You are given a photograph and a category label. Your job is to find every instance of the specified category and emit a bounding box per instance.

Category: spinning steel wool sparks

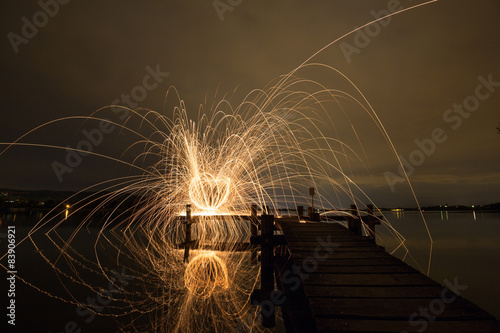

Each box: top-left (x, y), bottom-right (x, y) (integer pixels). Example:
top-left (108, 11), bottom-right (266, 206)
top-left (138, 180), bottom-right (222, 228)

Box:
top-left (0, 3), bottom-right (439, 332)
top-left (184, 251), bottom-right (229, 299)
top-left (0, 72), bottom-right (432, 332)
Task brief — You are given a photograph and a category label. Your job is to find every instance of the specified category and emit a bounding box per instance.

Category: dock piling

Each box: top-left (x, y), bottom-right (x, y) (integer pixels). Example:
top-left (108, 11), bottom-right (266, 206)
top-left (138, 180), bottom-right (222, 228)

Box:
top-left (183, 204), bottom-right (192, 262)
top-left (250, 204), bottom-right (258, 265)
top-left (365, 204), bottom-right (380, 242)
top-left (348, 204), bottom-right (362, 236)
top-left (260, 213), bottom-right (276, 327)
top-left (297, 205), bottom-right (304, 219)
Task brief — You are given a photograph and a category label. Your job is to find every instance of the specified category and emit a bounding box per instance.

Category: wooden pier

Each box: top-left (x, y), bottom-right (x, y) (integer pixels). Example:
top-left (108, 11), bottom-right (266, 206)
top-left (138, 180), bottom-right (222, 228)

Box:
top-left (269, 218), bottom-right (499, 332)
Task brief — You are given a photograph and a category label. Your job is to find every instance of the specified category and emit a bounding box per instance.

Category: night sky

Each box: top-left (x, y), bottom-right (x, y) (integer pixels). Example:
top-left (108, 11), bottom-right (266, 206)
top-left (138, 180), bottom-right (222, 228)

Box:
top-left (1, 0), bottom-right (499, 207)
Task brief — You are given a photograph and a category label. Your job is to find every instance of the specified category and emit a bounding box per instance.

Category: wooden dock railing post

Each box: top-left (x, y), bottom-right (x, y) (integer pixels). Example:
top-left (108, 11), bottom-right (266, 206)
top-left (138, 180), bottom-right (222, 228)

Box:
top-left (297, 205), bottom-right (304, 219)
top-left (348, 204), bottom-right (362, 236)
top-left (367, 204), bottom-right (374, 238)
top-left (365, 204), bottom-right (380, 242)
top-left (250, 204), bottom-right (258, 265)
top-left (260, 213), bottom-right (276, 327)
top-left (250, 210), bottom-right (285, 328)
top-left (250, 204), bottom-right (258, 236)
top-left (183, 204), bottom-right (192, 262)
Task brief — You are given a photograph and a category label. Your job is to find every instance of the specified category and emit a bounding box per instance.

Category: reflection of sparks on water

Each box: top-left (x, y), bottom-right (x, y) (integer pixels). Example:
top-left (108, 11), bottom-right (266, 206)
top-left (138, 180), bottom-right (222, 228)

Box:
top-left (0, 4), bottom-right (439, 331)
top-left (0, 76), bottom-right (432, 331)
top-left (64, 204), bottom-right (70, 220)
top-left (0, 75), bottom-right (432, 331)
top-left (184, 251), bottom-right (229, 299)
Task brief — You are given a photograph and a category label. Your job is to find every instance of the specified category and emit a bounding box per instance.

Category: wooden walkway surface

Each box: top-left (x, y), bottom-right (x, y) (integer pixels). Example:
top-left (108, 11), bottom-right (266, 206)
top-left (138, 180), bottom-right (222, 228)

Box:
top-left (274, 219), bottom-right (499, 333)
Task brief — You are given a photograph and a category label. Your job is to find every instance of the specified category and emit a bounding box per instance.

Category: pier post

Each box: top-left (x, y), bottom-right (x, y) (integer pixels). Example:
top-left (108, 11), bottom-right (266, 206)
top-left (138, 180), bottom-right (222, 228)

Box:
top-left (250, 204), bottom-right (258, 265)
top-left (309, 187), bottom-right (315, 211)
top-left (367, 204), bottom-right (374, 237)
top-left (183, 204), bottom-right (192, 262)
top-left (365, 204), bottom-right (380, 242)
top-left (348, 204), bottom-right (362, 236)
top-left (250, 213), bottom-right (286, 328)
top-left (260, 213), bottom-right (275, 327)
top-left (251, 204), bottom-right (258, 236)
top-left (297, 206), bottom-right (304, 219)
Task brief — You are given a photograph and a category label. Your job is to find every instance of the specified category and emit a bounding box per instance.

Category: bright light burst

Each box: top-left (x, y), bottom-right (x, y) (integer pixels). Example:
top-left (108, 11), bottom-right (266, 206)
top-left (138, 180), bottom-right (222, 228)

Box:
top-left (184, 251), bottom-right (229, 299)
top-left (0, 68), bottom-right (431, 331)
top-left (0, 5), bottom-right (438, 331)
top-left (0, 68), bottom-right (432, 332)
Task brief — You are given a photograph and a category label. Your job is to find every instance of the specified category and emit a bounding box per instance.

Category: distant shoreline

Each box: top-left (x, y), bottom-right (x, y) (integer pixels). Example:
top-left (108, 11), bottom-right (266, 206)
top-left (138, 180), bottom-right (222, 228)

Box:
top-left (1, 188), bottom-right (499, 212)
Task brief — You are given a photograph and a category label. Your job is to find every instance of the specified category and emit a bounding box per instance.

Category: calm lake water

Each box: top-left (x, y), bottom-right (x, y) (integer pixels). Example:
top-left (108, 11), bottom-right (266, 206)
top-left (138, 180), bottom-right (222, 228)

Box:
top-left (1, 210), bottom-right (499, 332)
top-left (380, 210), bottom-right (500, 319)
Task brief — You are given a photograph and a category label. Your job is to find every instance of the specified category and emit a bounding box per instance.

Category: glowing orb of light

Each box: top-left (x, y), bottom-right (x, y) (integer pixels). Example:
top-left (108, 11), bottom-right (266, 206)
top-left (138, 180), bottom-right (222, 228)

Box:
top-left (184, 251), bottom-right (230, 299)
top-left (188, 173), bottom-right (231, 212)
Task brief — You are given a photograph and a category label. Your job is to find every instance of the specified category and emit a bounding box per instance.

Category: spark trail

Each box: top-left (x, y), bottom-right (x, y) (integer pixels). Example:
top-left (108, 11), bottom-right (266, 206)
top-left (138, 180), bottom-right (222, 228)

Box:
top-left (0, 3), bottom-right (438, 331)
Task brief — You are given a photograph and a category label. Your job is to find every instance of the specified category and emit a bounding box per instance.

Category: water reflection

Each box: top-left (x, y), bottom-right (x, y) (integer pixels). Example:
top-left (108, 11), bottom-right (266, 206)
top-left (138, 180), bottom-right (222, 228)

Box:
top-left (63, 204), bottom-right (70, 220)
top-left (384, 210), bottom-right (500, 319)
top-left (0, 211), bottom-right (264, 332)
top-left (2, 209), bottom-right (499, 328)
top-left (0, 210), bottom-right (45, 225)
top-left (391, 208), bottom-right (404, 219)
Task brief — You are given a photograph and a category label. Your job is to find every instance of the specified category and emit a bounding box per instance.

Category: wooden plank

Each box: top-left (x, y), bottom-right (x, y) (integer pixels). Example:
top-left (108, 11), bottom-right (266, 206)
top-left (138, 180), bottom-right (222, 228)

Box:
top-left (295, 258), bottom-right (408, 266)
top-left (283, 230), bottom-right (362, 236)
top-left (290, 246), bottom-right (386, 253)
top-left (284, 234), bottom-right (364, 240)
top-left (282, 231), bottom-right (352, 235)
top-left (278, 221), bottom-right (345, 227)
top-left (292, 251), bottom-right (396, 260)
top-left (305, 285), bottom-right (446, 298)
top-left (308, 298), bottom-right (495, 320)
top-left (315, 318), bottom-right (500, 333)
top-left (280, 226), bottom-right (356, 233)
top-left (283, 231), bottom-right (354, 236)
top-left (304, 273), bottom-right (439, 286)
top-left (312, 265), bottom-right (419, 274)
top-left (274, 219), bottom-right (499, 332)
top-left (287, 241), bottom-right (374, 248)
top-left (278, 225), bottom-right (352, 233)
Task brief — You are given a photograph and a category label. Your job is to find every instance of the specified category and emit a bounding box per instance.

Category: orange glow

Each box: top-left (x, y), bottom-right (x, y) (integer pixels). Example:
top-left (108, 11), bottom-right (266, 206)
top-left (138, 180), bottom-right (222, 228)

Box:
top-left (184, 251), bottom-right (229, 299)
